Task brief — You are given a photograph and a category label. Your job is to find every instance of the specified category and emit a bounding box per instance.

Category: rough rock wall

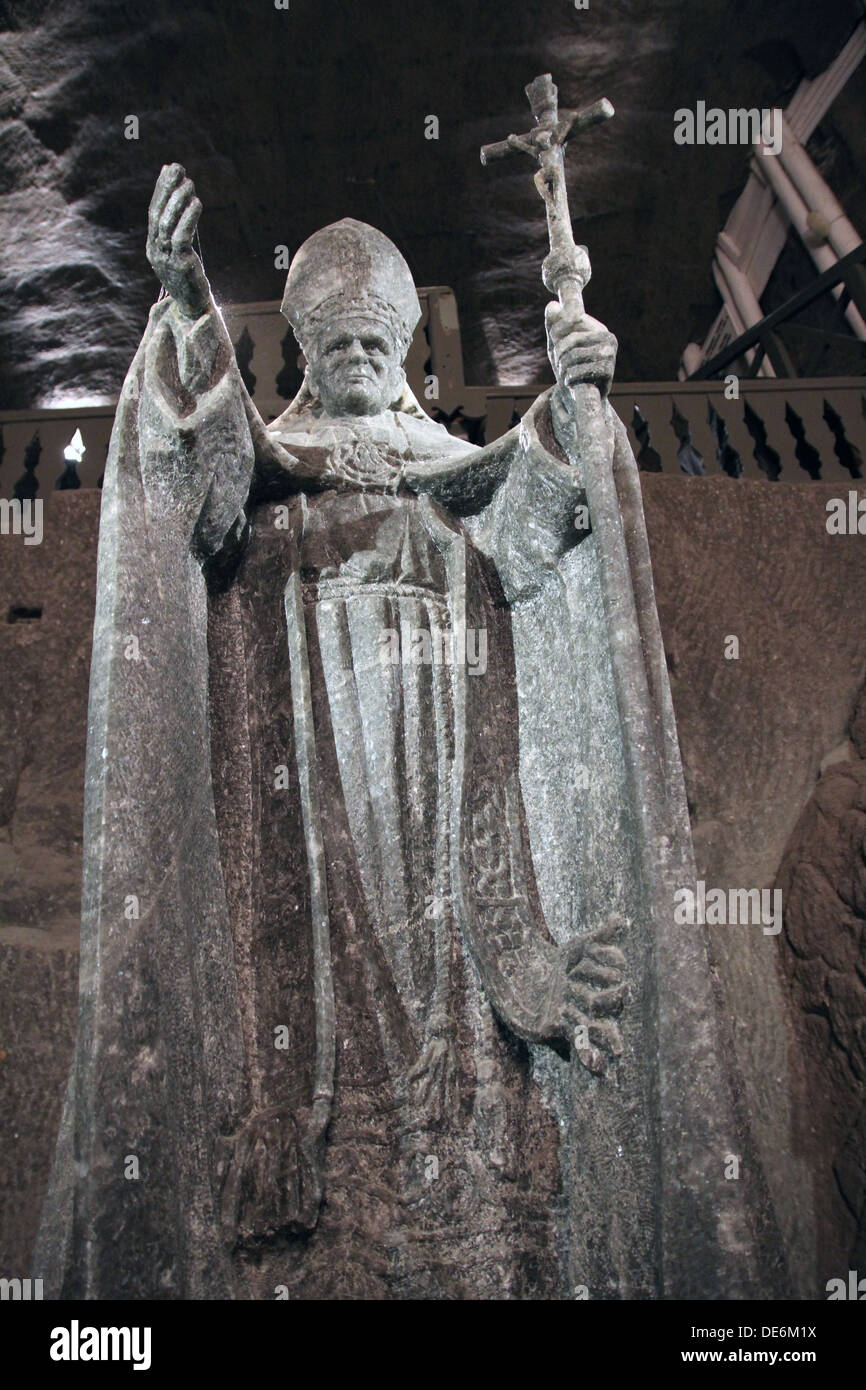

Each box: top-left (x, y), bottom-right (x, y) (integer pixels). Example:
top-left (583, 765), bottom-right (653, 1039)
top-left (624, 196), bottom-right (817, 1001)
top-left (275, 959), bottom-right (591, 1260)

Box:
top-left (1, 478), bottom-right (865, 1294)
top-left (0, 491), bottom-right (98, 1278)
top-left (649, 476), bottom-right (866, 1296)
top-left (1, 0), bottom-right (864, 408)
top-left (776, 685), bottom-right (866, 1288)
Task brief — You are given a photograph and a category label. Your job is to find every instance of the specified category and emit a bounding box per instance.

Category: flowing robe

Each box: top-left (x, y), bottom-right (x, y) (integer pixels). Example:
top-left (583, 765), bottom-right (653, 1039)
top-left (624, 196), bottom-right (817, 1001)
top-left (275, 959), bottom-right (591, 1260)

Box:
top-left (210, 405), bottom-right (577, 1298)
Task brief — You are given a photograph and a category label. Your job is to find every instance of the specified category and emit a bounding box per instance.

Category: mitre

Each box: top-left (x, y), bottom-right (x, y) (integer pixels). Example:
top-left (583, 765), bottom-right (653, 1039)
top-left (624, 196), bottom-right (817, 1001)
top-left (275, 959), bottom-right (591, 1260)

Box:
top-left (281, 218), bottom-right (421, 359)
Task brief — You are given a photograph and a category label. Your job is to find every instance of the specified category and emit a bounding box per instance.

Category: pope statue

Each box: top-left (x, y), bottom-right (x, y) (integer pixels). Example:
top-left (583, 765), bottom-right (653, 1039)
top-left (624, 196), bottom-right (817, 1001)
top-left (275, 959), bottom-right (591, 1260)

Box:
top-left (36, 163), bottom-right (762, 1301)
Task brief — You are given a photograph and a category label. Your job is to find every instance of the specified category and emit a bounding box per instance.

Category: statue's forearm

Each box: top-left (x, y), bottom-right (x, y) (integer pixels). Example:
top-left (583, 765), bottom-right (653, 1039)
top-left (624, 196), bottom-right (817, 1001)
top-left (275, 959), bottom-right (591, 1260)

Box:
top-left (143, 294), bottom-right (313, 516)
top-left (406, 426), bottom-right (520, 515)
top-left (408, 389), bottom-right (574, 517)
top-left (465, 921), bottom-right (567, 1048)
top-left (136, 298), bottom-right (255, 560)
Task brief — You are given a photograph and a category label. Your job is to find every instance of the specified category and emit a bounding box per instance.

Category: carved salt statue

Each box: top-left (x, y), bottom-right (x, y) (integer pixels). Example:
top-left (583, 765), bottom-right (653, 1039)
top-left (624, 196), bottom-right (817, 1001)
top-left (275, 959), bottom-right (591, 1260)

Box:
top-left (37, 78), bottom-right (772, 1300)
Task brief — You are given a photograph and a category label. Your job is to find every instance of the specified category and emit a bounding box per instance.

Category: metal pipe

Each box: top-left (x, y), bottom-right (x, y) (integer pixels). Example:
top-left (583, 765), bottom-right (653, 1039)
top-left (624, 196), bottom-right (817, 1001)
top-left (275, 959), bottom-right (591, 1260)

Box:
top-left (755, 130), bottom-right (866, 339)
top-left (778, 115), bottom-right (862, 259)
top-left (713, 248), bottom-right (774, 376)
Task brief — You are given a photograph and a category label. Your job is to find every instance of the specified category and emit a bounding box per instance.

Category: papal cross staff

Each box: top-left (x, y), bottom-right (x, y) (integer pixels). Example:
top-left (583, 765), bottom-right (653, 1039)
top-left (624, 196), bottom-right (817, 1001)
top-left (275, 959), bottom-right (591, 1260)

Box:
top-left (482, 75), bottom-right (679, 1296)
top-left (480, 72), bottom-right (669, 789)
top-left (480, 76), bottom-right (668, 846)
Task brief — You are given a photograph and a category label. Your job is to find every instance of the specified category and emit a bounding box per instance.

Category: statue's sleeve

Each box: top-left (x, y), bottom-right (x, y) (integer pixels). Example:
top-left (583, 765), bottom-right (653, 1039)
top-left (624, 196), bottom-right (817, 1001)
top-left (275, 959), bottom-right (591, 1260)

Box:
top-left (36, 297), bottom-right (262, 1297)
top-left (469, 387), bottom-right (589, 601)
top-left (136, 296), bottom-right (259, 560)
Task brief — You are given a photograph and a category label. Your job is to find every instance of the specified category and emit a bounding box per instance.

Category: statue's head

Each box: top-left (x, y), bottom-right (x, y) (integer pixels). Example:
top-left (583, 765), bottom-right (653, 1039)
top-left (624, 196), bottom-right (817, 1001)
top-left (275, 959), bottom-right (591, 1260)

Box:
top-left (282, 219), bottom-right (421, 417)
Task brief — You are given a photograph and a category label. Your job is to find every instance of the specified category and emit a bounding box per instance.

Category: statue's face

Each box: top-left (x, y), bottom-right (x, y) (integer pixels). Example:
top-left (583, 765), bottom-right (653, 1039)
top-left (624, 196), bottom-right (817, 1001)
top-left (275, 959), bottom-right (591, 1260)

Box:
top-left (307, 318), bottom-right (405, 417)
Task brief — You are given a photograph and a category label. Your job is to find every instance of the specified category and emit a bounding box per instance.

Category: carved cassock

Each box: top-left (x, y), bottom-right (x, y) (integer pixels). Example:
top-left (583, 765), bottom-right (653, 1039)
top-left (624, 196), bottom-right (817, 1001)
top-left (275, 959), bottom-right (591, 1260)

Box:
top-left (36, 218), bottom-right (768, 1300)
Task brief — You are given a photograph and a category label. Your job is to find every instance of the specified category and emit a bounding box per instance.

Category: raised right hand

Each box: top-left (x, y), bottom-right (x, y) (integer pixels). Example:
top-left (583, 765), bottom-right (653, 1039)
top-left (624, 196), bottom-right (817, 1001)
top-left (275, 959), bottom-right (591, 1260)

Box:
top-left (146, 163), bottom-right (210, 320)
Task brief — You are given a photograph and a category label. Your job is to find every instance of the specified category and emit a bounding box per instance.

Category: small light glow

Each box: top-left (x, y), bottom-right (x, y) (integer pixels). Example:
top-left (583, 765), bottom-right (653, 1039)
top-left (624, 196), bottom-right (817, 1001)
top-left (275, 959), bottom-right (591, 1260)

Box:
top-left (64, 428), bottom-right (86, 463)
top-left (39, 393), bottom-right (116, 411)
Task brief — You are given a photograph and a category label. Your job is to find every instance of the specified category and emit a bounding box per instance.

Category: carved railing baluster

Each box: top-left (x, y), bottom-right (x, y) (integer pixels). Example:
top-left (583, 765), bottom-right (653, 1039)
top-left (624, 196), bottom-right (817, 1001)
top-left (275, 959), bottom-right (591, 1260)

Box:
top-left (276, 325), bottom-right (303, 404)
top-left (823, 398), bottom-right (863, 478)
top-left (707, 402), bottom-right (743, 478)
top-left (669, 401), bottom-right (704, 476)
top-left (784, 401), bottom-right (822, 479)
top-left (743, 400), bottom-right (782, 481)
top-left (13, 431), bottom-right (41, 501)
top-left (233, 325), bottom-right (257, 397)
top-left (55, 463), bottom-right (81, 490)
top-left (56, 428), bottom-right (84, 491)
top-left (632, 405), bottom-right (662, 472)
top-left (432, 404), bottom-right (486, 446)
